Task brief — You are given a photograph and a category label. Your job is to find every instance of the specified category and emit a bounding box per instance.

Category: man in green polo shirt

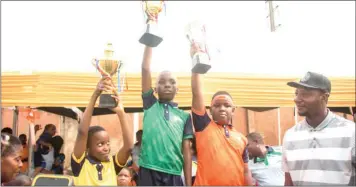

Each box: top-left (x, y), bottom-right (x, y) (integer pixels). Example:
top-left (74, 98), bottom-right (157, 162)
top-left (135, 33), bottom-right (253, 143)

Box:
top-left (139, 45), bottom-right (193, 186)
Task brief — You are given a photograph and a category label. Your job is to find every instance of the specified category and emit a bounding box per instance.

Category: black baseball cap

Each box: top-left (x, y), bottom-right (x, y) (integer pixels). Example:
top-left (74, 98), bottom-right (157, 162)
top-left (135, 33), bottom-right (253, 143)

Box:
top-left (287, 71), bottom-right (331, 93)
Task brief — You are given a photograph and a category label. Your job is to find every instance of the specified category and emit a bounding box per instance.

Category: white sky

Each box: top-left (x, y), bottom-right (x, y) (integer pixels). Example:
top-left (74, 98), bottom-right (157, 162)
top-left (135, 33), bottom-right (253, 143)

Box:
top-left (2, 1), bottom-right (355, 76)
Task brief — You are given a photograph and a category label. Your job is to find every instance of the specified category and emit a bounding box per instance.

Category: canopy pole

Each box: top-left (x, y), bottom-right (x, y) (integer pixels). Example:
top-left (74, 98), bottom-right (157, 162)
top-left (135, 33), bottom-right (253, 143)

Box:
top-left (12, 106), bottom-right (19, 136)
top-left (133, 113), bottom-right (139, 142)
top-left (277, 108), bottom-right (281, 146)
top-left (28, 123), bottom-right (35, 177)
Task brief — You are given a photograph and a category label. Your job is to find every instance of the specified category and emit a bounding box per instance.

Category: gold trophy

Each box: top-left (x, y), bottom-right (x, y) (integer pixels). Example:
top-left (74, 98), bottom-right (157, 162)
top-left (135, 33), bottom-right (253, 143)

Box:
top-left (92, 43), bottom-right (122, 108)
top-left (139, 0), bottom-right (165, 47)
top-left (186, 21), bottom-right (211, 74)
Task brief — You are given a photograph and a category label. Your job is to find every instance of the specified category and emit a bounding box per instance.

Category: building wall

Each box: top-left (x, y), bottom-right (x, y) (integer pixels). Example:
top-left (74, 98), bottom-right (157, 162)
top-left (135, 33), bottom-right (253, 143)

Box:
top-left (1, 107), bottom-right (353, 170)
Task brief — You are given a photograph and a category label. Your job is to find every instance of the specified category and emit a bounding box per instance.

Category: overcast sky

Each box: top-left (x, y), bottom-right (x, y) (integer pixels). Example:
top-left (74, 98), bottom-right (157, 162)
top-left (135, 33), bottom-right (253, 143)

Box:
top-left (2, 1), bottom-right (355, 76)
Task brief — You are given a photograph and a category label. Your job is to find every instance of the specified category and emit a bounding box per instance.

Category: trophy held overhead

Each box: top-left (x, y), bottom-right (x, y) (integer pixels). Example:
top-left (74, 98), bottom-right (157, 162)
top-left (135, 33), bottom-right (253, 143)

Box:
top-left (139, 0), bottom-right (165, 47)
top-left (93, 43), bottom-right (122, 108)
top-left (186, 21), bottom-right (212, 74)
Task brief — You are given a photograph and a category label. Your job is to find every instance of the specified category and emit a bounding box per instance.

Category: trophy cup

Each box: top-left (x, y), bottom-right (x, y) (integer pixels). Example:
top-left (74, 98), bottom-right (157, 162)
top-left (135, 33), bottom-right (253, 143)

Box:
top-left (186, 21), bottom-right (211, 74)
top-left (139, 0), bottom-right (165, 47)
top-left (92, 43), bottom-right (122, 108)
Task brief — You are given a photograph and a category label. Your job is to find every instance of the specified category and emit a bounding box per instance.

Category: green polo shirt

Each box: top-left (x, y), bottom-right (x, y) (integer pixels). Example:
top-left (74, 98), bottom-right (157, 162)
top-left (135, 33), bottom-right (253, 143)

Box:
top-left (139, 88), bottom-right (193, 175)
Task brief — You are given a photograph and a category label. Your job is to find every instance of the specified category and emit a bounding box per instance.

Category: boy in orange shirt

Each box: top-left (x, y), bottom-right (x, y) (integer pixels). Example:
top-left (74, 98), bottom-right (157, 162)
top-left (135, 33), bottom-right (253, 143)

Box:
top-left (190, 44), bottom-right (253, 186)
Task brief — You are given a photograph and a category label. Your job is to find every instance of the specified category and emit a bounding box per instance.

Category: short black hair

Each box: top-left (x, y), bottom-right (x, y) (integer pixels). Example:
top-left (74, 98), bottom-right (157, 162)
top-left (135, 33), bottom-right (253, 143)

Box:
top-left (44, 124), bottom-right (55, 131)
top-left (19, 134), bottom-right (26, 139)
top-left (51, 136), bottom-right (64, 157)
top-left (1, 127), bottom-right (13, 135)
top-left (211, 91), bottom-right (233, 101)
top-left (1, 133), bottom-right (22, 157)
top-left (136, 130), bottom-right (143, 135)
top-left (87, 126), bottom-right (106, 148)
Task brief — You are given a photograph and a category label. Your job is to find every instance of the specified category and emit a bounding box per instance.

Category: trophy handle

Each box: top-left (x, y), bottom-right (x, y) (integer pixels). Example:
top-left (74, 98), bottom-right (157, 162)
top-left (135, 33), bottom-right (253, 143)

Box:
top-left (91, 58), bottom-right (110, 78)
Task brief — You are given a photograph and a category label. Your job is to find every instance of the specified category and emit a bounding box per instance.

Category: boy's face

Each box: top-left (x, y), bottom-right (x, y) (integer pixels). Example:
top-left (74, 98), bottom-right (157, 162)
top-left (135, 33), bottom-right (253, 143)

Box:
top-left (88, 131), bottom-right (111, 162)
top-left (210, 95), bottom-right (235, 125)
top-left (1, 146), bottom-right (23, 183)
top-left (155, 71), bottom-right (178, 102)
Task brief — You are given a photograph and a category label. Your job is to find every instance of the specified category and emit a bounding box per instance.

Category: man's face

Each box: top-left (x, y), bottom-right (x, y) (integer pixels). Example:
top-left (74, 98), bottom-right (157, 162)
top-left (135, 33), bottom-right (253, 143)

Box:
top-left (155, 71), bottom-right (178, 102)
top-left (210, 95), bottom-right (235, 125)
top-left (294, 87), bottom-right (328, 117)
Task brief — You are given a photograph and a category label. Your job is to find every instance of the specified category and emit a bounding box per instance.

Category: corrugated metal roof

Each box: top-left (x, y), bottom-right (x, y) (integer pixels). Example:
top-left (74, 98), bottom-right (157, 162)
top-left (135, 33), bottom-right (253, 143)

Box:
top-left (2, 72), bottom-right (354, 107)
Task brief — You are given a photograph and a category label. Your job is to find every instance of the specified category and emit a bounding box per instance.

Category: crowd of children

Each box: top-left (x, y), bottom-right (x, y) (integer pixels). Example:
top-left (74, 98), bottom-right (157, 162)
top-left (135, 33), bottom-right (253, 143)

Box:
top-left (1, 43), bottom-right (355, 186)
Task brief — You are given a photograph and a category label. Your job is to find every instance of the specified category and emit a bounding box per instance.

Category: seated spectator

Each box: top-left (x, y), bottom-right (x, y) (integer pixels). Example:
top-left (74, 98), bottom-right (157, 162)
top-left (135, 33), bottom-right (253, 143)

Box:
top-left (247, 132), bottom-right (284, 186)
top-left (2, 174), bottom-right (32, 186)
top-left (52, 153), bottom-right (65, 175)
top-left (33, 124), bottom-right (56, 177)
top-left (50, 136), bottom-right (64, 174)
top-left (1, 128), bottom-right (13, 135)
top-left (19, 134), bottom-right (29, 174)
top-left (1, 133), bottom-right (23, 185)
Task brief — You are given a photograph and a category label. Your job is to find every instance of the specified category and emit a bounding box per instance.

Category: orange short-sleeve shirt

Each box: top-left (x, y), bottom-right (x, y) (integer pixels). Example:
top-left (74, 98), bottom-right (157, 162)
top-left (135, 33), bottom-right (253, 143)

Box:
top-left (192, 108), bottom-right (248, 186)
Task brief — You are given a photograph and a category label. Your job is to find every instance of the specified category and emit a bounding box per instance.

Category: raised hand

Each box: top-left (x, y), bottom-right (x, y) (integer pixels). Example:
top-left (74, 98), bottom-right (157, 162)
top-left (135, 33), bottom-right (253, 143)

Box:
top-left (190, 42), bottom-right (200, 59)
top-left (94, 76), bottom-right (115, 96)
top-left (110, 94), bottom-right (124, 113)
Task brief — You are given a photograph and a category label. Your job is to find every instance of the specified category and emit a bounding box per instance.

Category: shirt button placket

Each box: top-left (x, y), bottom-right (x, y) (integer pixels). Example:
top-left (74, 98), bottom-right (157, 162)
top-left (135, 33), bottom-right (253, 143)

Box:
top-left (164, 104), bottom-right (169, 120)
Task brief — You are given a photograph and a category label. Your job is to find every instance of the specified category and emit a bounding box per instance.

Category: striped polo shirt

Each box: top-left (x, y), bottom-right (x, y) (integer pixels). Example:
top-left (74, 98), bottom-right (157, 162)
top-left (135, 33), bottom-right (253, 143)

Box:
top-left (282, 110), bottom-right (355, 185)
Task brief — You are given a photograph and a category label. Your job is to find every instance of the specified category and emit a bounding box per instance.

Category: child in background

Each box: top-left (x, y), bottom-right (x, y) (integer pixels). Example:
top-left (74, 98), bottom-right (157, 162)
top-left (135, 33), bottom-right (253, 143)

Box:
top-left (19, 134), bottom-right (29, 174)
top-left (117, 167), bottom-right (137, 186)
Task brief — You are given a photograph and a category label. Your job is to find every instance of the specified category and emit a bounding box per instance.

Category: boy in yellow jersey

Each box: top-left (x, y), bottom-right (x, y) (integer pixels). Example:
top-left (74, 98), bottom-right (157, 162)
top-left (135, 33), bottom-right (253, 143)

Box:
top-left (71, 76), bottom-right (133, 186)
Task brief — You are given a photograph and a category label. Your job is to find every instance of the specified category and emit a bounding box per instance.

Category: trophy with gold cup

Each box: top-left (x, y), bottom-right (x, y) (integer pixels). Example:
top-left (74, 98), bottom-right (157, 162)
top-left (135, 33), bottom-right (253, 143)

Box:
top-left (92, 43), bottom-right (123, 108)
top-left (186, 21), bottom-right (211, 74)
top-left (139, 0), bottom-right (165, 47)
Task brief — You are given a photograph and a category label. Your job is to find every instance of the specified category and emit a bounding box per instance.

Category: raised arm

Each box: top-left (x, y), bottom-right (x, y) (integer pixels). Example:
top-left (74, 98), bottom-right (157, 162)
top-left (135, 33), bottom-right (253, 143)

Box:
top-left (191, 44), bottom-right (205, 112)
top-left (111, 95), bottom-right (133, 166)
top-left (73, 77), bottom-right (112, 159)
top-left (142, 46), bottom-right (153, 93)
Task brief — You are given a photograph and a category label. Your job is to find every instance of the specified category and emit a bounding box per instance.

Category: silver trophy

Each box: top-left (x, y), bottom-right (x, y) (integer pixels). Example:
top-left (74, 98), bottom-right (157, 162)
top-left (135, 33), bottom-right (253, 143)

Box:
top-left (185, 21), bottom-right (211, 74)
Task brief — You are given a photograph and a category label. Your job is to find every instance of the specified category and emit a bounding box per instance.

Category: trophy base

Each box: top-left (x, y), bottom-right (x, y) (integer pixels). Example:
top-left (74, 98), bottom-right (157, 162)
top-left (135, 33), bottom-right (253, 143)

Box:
top-left (192, 53), bottom-right (211, 74)
top-left (139, 33), bottom-right (163, 47)
top-left (99, 94), bottom-right (118, 108)
top-left (139, 24), bottom-right (163, 47)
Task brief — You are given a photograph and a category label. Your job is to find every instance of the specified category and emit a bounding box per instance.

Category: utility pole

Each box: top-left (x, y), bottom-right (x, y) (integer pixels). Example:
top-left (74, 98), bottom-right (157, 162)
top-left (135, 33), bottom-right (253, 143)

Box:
top-left (266, 0), bottom-right (281, 32)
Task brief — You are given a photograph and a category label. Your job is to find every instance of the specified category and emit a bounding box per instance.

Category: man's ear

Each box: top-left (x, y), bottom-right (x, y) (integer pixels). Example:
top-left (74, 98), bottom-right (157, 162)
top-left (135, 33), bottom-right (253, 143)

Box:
top-left (322, 92), bottom-right (330, 103)
top-left (175, 87), bottom-right (179, 94)
top-left (232, 106), bottom-right (236, 114)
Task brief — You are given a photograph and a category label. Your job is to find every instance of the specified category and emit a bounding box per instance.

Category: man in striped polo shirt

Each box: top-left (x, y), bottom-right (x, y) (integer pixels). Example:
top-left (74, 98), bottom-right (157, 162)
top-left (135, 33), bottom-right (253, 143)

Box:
top-left (283, 72), bottom-right (355, 186)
